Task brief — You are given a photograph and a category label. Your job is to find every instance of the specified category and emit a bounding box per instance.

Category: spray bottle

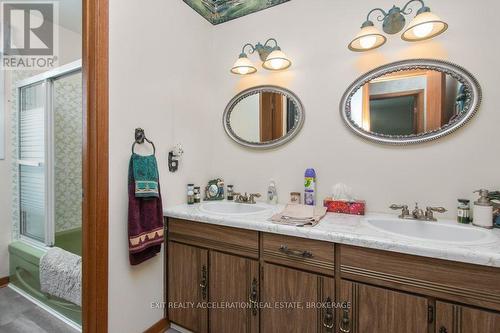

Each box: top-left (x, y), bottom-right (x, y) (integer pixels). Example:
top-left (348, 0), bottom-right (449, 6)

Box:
top-left (304, 168), bottom-right (316, 206)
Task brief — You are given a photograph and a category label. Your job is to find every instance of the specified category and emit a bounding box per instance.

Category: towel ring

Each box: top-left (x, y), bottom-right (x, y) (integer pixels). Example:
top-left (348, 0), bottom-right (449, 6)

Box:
top-left (132, 128), bottom-right (156, 154)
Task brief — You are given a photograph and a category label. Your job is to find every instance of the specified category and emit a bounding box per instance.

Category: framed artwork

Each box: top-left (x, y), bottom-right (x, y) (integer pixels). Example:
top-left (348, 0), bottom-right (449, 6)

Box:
top-left (183, 0), bottom-right (291, 25)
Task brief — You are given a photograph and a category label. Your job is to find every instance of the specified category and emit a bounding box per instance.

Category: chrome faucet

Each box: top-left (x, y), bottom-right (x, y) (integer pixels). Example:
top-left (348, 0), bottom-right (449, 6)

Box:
top-left (234, 192), bottom-right (261, 204)
top-left (390, 203), bottom-right (447, 221)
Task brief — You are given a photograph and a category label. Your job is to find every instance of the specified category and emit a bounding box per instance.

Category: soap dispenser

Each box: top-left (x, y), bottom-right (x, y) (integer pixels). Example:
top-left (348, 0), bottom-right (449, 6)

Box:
top-left (267, 180), bottom-right (278, 204)
top-left (473, 189), bottom-right (494, 229)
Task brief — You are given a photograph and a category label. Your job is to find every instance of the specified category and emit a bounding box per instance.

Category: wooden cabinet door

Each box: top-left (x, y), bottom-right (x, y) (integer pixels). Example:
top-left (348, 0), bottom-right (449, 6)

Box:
top-left (436, 301), bottom-right (500, 333)
top-left (261, 263), bottom-right (335, 333)
top-left (209, 251), bottom-right (259, 333)
top-left (339, 279), bottom-right (429, 333)
top-left (168, 242), bottom-right (208, 333)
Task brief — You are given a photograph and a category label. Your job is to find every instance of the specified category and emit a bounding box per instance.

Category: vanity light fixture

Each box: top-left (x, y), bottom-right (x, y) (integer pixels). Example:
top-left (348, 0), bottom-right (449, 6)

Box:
top-left (231, 38), bottom-right (291, 75)
top-left (349, 0), bottom-right (448, 52)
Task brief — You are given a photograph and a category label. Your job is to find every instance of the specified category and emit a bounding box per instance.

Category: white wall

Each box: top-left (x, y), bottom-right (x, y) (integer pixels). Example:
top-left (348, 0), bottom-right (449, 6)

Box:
top-left (207, 0), bottom-right (500, 218)
top-left (108, 0), bottom-right (213, 332)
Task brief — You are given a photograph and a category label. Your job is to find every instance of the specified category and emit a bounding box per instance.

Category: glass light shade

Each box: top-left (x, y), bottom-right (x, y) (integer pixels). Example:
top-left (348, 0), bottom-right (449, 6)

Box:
top-left (401, 12), bottom-right (448, 42)
top-left (231, 56), bottom-right (257, 75)
top-left (262, 50), bottom-right (292, 71)
top-left (348, 25), bottom-right (387, 52)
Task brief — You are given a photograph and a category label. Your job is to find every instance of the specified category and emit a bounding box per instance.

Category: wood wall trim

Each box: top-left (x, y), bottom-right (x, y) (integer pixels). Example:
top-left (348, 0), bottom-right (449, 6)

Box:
top-left (0, 276), bottom-right (9, 288)
top-left (82, 0), bottom-right (109, 332)
top-left (143, 318), bottom-right (169, 333)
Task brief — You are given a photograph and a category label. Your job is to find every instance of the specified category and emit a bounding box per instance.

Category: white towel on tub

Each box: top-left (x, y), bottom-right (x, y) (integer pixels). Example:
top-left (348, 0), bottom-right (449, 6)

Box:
top-left (39, 247), bottom-right (82, 306)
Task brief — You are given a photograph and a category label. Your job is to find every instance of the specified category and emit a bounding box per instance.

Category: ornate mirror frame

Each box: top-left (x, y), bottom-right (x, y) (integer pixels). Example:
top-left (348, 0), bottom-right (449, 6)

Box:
top-left (339, 59), bottom-right (482, 145)
top-left (223, 85), bottom-right (305, 149)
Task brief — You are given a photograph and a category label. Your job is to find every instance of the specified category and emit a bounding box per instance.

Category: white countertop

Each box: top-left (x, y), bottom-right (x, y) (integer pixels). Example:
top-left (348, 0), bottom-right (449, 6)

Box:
top-left (164, 202), bottom-right (500, 268)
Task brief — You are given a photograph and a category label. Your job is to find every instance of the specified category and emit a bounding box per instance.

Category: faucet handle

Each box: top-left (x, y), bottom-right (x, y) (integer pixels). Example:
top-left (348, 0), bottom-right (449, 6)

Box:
top-left (249, 193), bottom-right (261, 204)
top-left (427, 206), bottom-right (447, 213)
top-left (390, 204), bottom-right (410, 219)
top-left (425, 206), bottom-right (447, 221)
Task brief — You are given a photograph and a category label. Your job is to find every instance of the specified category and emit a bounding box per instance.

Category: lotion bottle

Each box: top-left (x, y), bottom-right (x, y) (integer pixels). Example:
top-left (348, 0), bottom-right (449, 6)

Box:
top-left (267, 180), bottom-right (278, 204)
top-left (473, 189), bottom-right (494, 229)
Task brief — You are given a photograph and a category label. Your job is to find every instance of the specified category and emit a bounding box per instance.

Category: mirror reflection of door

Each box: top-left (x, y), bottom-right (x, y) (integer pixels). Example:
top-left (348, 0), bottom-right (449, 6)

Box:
top-left (353, 69), bottom-right (457, 136)
top-left (369, 90), bottom-right (425, 135)
top-left (260, 92), bottom-right (284, 141)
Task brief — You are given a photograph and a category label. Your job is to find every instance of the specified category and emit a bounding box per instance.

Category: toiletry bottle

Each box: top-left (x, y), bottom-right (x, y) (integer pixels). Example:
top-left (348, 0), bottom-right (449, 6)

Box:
top-left (194, 186), bottom-right (201, 203)
top-left (267, 180), bottom-right (278, 204)
top-left (304, 168), bottom-right (316, 206)
top-left (187, 184), bottom-right (195, 205)
top-left (227, 185), bottom-right (234, 201)
top-left (472, 189), bottom-right (493, 229)
top-left (290, 192), bottom-right (301, 204)
top-left (457, 199), bottom-right (471, 224)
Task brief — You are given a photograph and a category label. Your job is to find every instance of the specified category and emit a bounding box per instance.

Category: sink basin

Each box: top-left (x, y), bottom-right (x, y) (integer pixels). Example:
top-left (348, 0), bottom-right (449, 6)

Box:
top-left (199, 202), bottom-right (271, 216)
top-left (366, 218), bottom-right (497, 244)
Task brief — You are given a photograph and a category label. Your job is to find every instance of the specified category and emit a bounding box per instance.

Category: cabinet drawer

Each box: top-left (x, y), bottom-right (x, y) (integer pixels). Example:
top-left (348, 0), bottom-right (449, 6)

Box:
top-left (262, 233), bottom-right (334, 276)
top-left (168, 218), bottom-right (259, 258)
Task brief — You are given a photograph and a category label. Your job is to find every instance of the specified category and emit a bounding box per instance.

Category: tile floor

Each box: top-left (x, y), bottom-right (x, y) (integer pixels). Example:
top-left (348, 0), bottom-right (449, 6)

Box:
top-left (0, 287), bottom-right (80, 333)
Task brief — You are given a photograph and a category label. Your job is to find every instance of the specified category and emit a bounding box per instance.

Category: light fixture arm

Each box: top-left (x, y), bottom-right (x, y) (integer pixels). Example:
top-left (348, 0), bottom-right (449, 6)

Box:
top-left (401, 0), bottom-right (427, 15)
top-left (365, 7), bottom-right (388, 24)
top-left (263, 38), bottom-right (279, 50)
top-left (240, 43), bottom-right (257, 56)
top-left (239, 38), bottom-right (281, 62)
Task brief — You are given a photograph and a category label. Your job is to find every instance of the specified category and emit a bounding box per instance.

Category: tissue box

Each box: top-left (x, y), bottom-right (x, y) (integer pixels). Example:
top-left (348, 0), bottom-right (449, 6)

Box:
top-left (323, 198), bottom-right (365, 215)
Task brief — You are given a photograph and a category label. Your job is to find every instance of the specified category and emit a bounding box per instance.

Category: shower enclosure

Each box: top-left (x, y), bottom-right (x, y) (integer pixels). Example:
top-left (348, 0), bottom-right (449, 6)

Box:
top-left (9, 60), bottom-right (83, 326)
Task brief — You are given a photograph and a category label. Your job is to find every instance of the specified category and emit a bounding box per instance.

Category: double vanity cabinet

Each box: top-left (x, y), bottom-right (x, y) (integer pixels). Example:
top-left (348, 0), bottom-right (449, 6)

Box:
top-left (164, 217), bottom-right (500, 333)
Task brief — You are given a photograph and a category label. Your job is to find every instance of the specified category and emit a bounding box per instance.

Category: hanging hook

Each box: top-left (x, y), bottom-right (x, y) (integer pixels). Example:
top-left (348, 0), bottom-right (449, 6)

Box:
top-left (132, 128), bottom-right (156, 154)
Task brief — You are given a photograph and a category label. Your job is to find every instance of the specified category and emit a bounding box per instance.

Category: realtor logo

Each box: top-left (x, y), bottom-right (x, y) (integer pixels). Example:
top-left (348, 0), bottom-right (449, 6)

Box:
top-left (1, 1), bottom-right (58, 69)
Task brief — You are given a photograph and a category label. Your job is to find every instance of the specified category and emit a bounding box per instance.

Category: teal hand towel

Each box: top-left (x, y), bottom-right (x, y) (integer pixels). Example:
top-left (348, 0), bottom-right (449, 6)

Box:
top-left (132, 154), bottom-right (159, 198)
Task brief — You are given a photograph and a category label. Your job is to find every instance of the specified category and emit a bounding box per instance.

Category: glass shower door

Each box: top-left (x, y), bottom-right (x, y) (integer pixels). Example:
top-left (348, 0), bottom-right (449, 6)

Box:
top-left (18, 82), bottom-right (50, 244)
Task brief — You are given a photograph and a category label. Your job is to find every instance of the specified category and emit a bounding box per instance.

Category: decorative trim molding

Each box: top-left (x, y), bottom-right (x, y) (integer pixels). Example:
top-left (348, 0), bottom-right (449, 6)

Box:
top-left (82, 0), bottom-right (109, 332)
top-left (143, 318), bottom-right (169, 333)
top-left (339, 58), bottom-right (482, 145)
top-left (223, 85), bottom-right (305, 149)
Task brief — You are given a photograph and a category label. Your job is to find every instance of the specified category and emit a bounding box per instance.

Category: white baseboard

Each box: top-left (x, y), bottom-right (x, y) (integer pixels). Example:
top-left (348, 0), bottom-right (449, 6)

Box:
top-left (8, 284), bottom-right (82, 332)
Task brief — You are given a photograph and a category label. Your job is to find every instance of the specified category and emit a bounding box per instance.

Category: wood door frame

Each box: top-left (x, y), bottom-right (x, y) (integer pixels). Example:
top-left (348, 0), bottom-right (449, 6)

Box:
top-left (259, 92), bottom-right (284, 142)
top-left (82, 0), bottom-right (109, 332)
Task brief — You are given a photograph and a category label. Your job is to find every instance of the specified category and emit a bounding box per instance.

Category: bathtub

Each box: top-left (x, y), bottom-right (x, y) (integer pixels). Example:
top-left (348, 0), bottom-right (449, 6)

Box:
top-left (8, 228), bottom-right (82, 325)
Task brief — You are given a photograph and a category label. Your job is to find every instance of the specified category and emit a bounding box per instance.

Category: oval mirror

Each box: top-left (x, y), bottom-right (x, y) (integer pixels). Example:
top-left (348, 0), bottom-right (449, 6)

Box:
top-left (340, 59), bottom-right (482, 145)
top-left (223, 85), bottom-right (305, 149)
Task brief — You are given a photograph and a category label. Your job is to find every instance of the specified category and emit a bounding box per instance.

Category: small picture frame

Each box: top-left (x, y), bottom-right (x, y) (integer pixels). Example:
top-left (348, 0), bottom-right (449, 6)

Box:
top-left (204, 178), bottom-right (224, 201)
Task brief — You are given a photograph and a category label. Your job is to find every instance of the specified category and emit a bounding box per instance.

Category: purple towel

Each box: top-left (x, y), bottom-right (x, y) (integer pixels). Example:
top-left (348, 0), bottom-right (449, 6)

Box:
top-left (128, 156), bottom-right (164, 265)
